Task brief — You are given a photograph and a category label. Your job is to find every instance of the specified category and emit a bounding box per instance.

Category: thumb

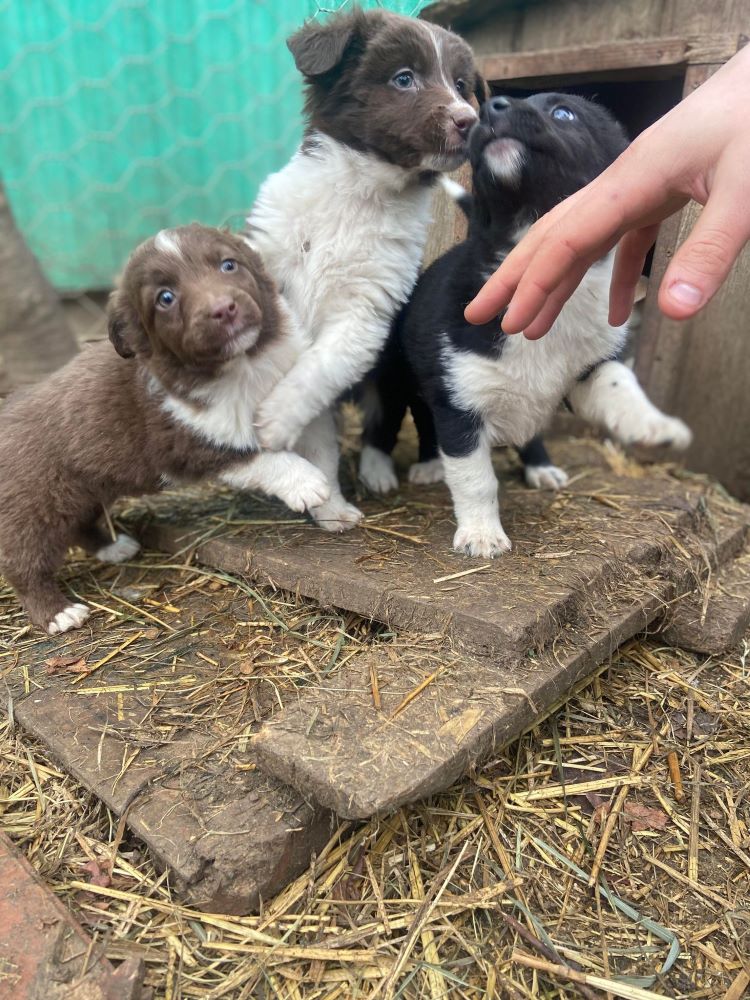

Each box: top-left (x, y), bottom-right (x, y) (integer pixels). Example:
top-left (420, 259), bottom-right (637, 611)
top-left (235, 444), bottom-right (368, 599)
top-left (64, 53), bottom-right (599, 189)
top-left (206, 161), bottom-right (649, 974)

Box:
top-left (659, 164), bottom-right (750, 319)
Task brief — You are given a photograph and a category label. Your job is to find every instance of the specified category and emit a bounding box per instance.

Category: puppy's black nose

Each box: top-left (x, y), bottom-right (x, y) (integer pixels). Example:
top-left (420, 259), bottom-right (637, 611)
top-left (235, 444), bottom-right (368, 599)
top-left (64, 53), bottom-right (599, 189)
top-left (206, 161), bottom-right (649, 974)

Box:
top-left (211, 297), bottom-right (237, 323)
top-left (451, 110), bottom-right (477, 136)
top-left (481, 95), bottom-right (513, 126)
top-left (489, 96), bottom-right (511, 113)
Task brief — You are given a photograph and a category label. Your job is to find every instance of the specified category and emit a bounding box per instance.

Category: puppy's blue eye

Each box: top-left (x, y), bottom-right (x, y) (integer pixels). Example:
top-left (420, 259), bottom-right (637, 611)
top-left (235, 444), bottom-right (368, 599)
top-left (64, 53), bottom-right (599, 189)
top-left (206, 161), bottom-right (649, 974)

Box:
top-left (552, 106), bottom-right (576, 121)
top-left (220, 258), bottom-right (238, 272)
top-left (156, 289), bottom-right (176, 309)
top-left (455, 78), bottom-right (467, 95)
top-left (392, 70), bottom-right (415, 89)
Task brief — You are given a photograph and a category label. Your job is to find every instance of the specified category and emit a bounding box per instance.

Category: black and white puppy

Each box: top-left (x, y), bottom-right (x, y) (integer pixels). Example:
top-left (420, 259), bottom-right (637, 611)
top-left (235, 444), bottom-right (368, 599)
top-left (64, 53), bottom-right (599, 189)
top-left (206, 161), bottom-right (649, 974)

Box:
top-left (362, 93), bottom-right (691, 557)
top-left (247, 8), bottom-right (484, 532)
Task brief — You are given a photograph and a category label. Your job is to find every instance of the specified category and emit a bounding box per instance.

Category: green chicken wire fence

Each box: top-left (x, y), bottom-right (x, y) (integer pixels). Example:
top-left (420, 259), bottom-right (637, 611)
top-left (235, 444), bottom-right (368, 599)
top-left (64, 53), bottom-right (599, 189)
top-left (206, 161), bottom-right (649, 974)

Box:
top-left (0, 0), bottom-right (431, 292)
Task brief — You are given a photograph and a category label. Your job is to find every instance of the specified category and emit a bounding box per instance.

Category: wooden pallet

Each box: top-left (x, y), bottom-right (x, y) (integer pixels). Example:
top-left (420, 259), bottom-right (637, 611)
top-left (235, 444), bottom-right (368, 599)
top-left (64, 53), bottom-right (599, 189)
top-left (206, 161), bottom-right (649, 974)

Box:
top-left (10, 441), bottom-right (750, 909)
top-left (145, 441), bottom-right (750, 820)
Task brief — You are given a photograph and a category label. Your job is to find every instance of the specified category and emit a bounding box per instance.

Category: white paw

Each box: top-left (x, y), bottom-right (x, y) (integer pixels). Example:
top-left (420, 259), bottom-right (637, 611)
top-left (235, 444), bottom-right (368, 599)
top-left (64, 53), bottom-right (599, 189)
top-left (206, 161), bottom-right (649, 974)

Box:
top-left (311, 497), bottom-right (364, 533)
top-left (47, 603), bottom-right (90, 635)
top-left (256, 412), bottom-right (301, 452)
top-left (453, 522), bottom-right (512, 558)
top-left (408, 457), bottom-right (444, 485)
top-left (359, 445), bottom-right (398, 494)
top-left (281, 468), bottom-right (332, 513)
top-left (96, 533), bottom-right (141, 564)
top-left (621, 414), bottom-right (692, 451)
top-left (524, 464), bottom-right (569, 490)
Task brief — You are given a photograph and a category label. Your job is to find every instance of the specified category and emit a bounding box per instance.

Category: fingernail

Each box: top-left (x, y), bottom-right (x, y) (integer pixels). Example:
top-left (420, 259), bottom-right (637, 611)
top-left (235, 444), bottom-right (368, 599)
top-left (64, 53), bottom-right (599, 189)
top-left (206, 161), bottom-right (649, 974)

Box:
top-left (668, 281), bottom-right (703, 307)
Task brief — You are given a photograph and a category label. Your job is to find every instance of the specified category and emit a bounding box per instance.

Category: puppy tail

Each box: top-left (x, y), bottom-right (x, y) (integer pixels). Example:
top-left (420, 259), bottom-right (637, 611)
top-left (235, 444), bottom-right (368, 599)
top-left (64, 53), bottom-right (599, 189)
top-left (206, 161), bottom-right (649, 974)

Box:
top-left (439, 176), bottom-right (473, 220)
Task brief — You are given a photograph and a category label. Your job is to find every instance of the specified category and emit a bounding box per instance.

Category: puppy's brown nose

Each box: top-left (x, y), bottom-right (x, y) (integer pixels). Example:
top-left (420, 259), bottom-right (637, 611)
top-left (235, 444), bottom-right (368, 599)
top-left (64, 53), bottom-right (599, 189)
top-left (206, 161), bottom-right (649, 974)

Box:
top-left (451, 111), bottom-right (477, 136)
top-left (211, 297), bottom-right (238, 323)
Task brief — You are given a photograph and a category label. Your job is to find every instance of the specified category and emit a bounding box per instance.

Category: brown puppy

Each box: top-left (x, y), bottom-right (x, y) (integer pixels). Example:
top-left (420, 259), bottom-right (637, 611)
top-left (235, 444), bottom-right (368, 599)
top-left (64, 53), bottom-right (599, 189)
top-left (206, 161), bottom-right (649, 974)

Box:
top-left (0, 224), bottom-right (329, 634)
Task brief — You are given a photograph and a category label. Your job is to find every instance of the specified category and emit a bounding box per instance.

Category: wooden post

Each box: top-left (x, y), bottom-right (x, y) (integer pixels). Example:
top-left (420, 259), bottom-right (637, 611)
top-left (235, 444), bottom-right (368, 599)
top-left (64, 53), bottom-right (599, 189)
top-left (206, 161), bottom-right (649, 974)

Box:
top-left (0, 181), bottom-right (78, 395)
top-left (635, 57), bottom-right (750, 501)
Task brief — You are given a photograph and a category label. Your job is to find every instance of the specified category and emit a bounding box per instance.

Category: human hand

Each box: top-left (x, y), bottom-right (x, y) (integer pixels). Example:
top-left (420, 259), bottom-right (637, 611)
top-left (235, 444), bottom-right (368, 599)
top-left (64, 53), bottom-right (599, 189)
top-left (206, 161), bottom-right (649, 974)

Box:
top-left (464, 44), bottom-right (750, 339)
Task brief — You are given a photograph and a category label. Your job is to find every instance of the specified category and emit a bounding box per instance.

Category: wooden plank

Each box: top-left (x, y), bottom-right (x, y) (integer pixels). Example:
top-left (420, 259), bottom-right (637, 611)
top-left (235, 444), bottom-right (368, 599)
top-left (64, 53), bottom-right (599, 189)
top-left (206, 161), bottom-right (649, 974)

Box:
top-left (516, 0), bottom-right (669, 52)
top-left (16, 684), bottom-right (332, 916)
top-left (251, 592), bottom-right (669, 818)
top-left (658, 544), bottom-right (750, 654)
top-left (659, 0), bottom-right (750, 37)
top-left (141, 443), bottom-right (749, 818)
top-left (636, 57), bottom-right (750, 501)
top-left (11, 599), bottom-right (334, 915)
top-left (430, 0), bottom-right (748, 53)
top-left (148, 443), bottom-right (718, 663)
top-left (477, 34), bottom-right (743, 83)
top-left (0, 832), bottom-right (145, 1000)
top-left (251, 502), bottom-right (749, 819)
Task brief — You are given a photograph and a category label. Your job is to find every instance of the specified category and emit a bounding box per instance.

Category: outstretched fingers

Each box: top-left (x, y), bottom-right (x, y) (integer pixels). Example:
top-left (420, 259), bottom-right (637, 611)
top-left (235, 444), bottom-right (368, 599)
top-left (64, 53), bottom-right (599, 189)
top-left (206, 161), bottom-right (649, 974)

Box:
top-left (465, 141), bottom-right (679, 334)
top-left (466, 188), bottom-right (627, 331)
top-left (519, 261), bottom-right (592, 340)
top-left (609, 224), bottom-right (661, 327)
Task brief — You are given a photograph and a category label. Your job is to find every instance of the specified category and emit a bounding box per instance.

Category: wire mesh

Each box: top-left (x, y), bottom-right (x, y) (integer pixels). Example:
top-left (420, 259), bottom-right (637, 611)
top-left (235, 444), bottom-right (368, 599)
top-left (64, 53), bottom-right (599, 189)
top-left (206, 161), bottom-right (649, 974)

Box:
top-left (0, 0), bottom-right (431, 294)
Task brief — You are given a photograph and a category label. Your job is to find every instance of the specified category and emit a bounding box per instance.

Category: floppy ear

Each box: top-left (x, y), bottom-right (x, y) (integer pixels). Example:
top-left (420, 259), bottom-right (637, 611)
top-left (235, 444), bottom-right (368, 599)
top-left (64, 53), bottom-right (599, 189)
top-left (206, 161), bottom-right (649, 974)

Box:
top-left (287, 11), bottom-right (364, 77)
top-left (473, 72), bottom-right (489, 108)
top-left (106, 289), bottom-right (149, 360)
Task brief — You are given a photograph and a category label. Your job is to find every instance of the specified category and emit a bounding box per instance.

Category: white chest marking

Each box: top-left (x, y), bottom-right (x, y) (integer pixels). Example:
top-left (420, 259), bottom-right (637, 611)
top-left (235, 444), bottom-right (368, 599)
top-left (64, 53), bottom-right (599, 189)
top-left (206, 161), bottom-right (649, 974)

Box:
top-left (247, 134), bottom-right (436, 338)
top-left (445, 258), bottom-right (628, 447)
top-left (160, 304), bottom-right (307, 450)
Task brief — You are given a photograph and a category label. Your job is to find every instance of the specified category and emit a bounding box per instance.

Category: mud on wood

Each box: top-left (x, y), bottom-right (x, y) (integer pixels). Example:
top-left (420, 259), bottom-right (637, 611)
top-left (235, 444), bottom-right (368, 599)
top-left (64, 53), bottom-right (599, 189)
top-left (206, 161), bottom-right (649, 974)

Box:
top-left (143, 440), bottom-right (750, 819)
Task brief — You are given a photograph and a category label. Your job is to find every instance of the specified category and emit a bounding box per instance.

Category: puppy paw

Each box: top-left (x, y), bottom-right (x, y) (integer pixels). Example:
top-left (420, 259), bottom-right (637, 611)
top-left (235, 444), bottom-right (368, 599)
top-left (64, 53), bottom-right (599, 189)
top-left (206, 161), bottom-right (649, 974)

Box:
top-left (311, 497), bottom-right (364, 533)
top-left (408, 457), bottom-right (444, 485)
top-left (47, 603), bottom-right (90, 635)
top-left (524, 464), bottom-right (569, 490)
top-left (281, 468), bottom-right (332, 513)
top-left (255, 395), bottom-right (305, 451)
top-left (359, 446), bottom-right (398, 494)
top-left (453, 523), bottom-right (512, 558)
top-left (96, 533), bottom-right (141, 564)
top-left (621, 414), bottom-right (693, 451)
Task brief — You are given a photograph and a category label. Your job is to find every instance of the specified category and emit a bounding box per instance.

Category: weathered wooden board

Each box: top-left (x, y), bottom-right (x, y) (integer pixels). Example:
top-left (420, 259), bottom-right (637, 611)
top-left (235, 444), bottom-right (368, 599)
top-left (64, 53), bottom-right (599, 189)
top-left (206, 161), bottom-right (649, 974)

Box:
top-left (16, 688), bottom-right (332, 914)
top-left (10, 589), bottom-right (333, 915)
top-left (251, 591), bottom-right (666, 819)
top-left (478, 34), bottom-right (744, 83)
top-left (660, 542), bottom-right (750, 654)
top-left (144, 441), bottom-right (750, 819)
top-left (0, 832), bottom-right (145, 1000)
top-left (428, 0), bottom-right (749, 54)
top-left (250, 504), bottom-right (749, 818)
top-left (146, 443), bottom-right (745, 662)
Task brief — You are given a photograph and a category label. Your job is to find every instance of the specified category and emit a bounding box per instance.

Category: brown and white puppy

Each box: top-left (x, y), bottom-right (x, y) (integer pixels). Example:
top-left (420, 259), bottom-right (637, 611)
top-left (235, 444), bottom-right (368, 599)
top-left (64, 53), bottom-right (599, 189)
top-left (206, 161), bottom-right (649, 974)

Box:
top-left (247, 7), bottom-right (484, 531)
top-left (0, 224), bottom-right (329, 634)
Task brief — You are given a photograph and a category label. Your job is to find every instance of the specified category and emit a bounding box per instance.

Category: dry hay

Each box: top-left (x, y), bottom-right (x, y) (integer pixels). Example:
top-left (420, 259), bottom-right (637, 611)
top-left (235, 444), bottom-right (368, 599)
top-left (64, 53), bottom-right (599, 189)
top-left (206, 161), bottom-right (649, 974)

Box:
top-left (1, 534), bottom-right (749, 999)
top-left (1, 434), bottom-right (749, 997)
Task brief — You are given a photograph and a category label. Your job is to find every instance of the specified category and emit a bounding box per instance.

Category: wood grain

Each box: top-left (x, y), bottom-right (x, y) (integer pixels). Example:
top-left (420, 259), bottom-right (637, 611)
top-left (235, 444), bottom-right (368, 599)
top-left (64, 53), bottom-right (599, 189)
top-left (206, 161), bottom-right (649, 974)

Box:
top-left (636, 58), bottom-right (750, 499)
top-left (478, 35), bottom-right (744, 83)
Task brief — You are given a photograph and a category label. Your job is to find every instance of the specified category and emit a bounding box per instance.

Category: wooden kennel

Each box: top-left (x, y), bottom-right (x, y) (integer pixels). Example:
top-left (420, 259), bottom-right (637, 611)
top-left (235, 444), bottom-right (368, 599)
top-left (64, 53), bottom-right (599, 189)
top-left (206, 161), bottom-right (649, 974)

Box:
top-left (423, 0), bottom-right (750, 500)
